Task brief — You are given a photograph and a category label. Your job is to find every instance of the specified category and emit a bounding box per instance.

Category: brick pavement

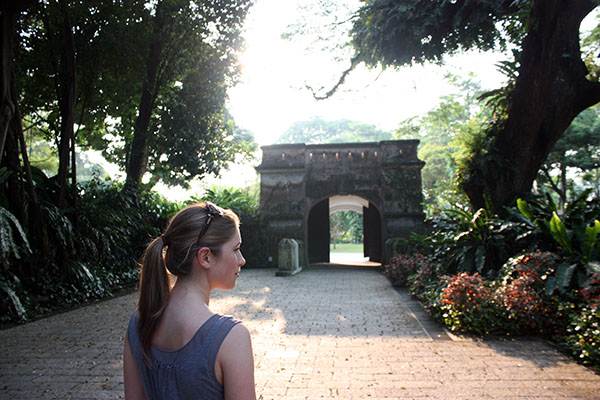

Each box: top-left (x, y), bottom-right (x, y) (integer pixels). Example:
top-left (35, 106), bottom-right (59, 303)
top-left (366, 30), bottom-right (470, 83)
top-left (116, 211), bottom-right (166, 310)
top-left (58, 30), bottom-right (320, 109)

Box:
top-left (1, 267), bottom-right (599, 399)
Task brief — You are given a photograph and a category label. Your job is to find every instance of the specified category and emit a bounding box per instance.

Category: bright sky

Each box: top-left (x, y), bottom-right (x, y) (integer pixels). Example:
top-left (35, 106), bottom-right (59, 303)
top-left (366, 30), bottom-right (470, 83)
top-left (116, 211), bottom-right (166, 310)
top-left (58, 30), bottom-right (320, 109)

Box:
top-left (96, 1), bottom-right (598, 200)
top-left (227, 0), bottom-right (508, 147)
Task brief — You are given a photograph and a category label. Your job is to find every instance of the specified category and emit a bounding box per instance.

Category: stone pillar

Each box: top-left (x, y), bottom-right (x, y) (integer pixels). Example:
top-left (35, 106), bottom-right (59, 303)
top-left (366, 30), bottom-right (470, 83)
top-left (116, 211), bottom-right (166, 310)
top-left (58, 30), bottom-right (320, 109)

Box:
top-left (276, 238), bottom-right (302, 277)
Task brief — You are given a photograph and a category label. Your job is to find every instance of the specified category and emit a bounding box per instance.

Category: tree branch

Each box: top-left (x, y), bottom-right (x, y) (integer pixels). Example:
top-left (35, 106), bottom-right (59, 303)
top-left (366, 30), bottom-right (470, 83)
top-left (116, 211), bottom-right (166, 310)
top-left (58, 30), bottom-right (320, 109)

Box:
top-left (305, 56), bottom-right (359, 100)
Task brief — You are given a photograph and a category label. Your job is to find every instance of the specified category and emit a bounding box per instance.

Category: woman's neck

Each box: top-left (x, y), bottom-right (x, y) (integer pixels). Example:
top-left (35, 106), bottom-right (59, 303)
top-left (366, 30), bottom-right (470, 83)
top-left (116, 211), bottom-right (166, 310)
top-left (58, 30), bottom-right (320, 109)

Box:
top-left (171, 275), bottom-right (211, 307)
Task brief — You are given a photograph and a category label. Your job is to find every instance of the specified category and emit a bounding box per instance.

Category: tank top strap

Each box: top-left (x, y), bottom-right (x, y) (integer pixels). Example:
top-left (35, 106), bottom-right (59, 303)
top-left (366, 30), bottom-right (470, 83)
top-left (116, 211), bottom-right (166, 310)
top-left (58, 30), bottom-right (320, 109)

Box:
top-left (206, 315), bottom-right (241, 370)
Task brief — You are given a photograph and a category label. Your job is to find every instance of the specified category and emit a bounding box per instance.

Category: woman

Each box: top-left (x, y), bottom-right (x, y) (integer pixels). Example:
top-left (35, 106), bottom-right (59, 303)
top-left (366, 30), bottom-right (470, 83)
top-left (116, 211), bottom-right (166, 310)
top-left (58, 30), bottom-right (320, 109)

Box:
top-left (124, 202), bottom-right (256, 399)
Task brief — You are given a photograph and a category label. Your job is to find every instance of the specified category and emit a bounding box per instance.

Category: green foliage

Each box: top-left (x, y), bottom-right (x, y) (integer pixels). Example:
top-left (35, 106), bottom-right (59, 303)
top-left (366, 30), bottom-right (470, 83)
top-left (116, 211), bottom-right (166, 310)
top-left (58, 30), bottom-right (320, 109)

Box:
top-left (565, 303), bottom-right (600, 367)
top-left (514, 191), bottom-right (600, 292)
top-left (16, 0), bottom-right (256, 190)
top-left (395, 74), bottom-right (488, 210)
top-left (351, 0), bottom-right (521, 68)
top-left (330, 211), bottom-right (362, 244)
top-left (0, 206), bottom-right (32, 265)
top-left (0, 273), bottom-right (28, 321)
top-left (419, 205), bottom-right (528, 277)
top-left (277, 117), bottom-right (392, 144)
top-left (0, 174), bottom-right (173, 323)
top-left (538, 107), bottom-right (600, 203)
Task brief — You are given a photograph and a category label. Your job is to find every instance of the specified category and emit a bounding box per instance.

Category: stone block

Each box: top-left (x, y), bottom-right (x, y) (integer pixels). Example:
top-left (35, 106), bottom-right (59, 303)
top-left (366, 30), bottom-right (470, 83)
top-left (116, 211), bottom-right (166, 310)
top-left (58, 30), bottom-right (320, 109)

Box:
top-left (276, 238), bottom-right (302, 277)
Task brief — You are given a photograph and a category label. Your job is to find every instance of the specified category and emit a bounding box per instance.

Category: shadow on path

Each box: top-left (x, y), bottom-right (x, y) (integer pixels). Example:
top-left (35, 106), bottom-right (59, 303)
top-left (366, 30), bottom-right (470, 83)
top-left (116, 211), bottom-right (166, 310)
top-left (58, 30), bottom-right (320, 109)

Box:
top-left (1, 267), bottom-right (599, 399)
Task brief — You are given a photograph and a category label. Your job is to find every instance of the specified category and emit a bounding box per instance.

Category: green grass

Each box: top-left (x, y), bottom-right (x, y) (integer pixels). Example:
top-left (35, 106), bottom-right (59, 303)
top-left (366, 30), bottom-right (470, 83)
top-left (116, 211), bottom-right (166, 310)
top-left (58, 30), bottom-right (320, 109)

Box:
top-left (330, 243), bottom-right (363, 253)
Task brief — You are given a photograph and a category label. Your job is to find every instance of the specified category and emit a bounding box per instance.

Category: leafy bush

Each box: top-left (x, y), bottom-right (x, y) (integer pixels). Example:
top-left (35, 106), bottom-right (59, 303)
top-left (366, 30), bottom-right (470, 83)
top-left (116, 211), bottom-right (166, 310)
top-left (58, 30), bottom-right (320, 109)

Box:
top-left (0, 175), bottom-right (172, 324)
top-left (405, 205), bottom-right (532, 279)
top-left (385, 190), bottom-right (600, 369)
top-left (439, 272), bottom-right (499, 335)
top-left (383, 253), bottom-right (427, 287)
top-left (494, 252), bottom-right (560, 334)
top-left (565, 303), bottom-right (600, 367)
top-left (514, 191), bottom-right (600, 292)
top-left (408, 259), bottom-right (443, 294)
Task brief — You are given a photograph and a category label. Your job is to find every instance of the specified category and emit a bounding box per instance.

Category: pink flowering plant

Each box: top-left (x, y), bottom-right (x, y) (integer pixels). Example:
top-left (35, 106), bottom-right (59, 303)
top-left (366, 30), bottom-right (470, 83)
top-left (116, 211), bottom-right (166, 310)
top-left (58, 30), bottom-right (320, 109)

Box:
top-left (383, 253), bottom-right (427, 287)
top-left (493, 251), bottom-right (562, 334)
top-left (440, 272), bottom-right (499, 335)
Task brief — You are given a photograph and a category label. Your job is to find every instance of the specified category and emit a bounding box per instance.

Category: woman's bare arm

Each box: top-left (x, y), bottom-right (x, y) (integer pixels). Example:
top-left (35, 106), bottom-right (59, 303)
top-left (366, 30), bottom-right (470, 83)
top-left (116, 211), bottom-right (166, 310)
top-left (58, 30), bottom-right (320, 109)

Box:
top-left (218, 323), bottom-right (256, 400)
top-left (123, 335), bottom-right (147, 400)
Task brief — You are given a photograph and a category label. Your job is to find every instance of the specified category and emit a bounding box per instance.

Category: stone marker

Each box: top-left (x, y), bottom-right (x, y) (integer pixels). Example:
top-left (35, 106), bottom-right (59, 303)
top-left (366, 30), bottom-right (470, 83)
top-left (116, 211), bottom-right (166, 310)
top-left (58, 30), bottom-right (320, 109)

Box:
top-left (276, 238), bottom-right (302, 276)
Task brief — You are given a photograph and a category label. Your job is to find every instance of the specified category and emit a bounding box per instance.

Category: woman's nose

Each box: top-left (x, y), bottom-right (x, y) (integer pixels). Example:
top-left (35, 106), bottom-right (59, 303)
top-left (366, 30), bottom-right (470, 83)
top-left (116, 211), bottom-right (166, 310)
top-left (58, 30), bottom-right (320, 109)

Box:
top-left (238, 252), bottom-right (246, 267)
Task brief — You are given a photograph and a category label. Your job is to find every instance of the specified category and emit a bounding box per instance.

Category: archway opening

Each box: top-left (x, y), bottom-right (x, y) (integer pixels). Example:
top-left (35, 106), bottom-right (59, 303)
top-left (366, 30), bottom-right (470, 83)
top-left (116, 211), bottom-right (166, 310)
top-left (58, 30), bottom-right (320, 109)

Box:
top-left (330, 210), bottom-right (365, 263)
top-left (307, 195), bottom-right (382, 265)
top-left (329, 195), bottom-right (367, 264)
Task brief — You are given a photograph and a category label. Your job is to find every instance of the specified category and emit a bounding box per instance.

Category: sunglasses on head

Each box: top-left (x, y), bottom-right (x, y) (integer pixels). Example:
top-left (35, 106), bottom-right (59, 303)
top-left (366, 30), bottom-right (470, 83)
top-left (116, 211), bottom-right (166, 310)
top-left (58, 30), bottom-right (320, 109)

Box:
top-left (197, 202), bottom-right (224, 244)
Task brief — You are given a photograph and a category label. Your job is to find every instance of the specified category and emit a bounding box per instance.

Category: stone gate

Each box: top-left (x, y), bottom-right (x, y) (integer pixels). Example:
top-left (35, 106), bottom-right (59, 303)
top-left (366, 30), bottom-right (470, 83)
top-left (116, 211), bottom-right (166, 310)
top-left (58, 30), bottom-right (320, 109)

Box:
top-left (256, 140), bottom-right (426, 267)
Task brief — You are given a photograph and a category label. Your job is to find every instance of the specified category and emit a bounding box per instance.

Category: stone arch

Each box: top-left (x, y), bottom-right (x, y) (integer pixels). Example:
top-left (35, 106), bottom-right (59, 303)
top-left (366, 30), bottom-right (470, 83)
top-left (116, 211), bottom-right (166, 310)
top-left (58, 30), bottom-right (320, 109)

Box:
top-left (256, 140), bottom-right (425, 267)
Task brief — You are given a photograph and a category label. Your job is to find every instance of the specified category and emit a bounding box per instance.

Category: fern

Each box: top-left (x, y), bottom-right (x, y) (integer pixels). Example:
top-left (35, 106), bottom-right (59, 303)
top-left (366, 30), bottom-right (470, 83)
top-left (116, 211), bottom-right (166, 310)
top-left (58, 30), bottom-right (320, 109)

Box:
top-left (0, 207), bottom-right (32, 262)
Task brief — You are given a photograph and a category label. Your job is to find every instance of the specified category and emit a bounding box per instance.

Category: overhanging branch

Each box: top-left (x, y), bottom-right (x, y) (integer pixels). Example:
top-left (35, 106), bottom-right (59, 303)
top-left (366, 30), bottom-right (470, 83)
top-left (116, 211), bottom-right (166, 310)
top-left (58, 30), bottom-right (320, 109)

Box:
top-left (305, 55), bottom-right (359, 100)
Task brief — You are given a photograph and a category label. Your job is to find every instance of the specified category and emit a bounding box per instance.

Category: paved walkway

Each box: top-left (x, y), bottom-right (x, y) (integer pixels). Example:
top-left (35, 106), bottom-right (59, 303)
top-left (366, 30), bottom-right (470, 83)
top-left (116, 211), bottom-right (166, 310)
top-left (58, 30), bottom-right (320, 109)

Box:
top-left (1, 267), bottom-right (599, 399)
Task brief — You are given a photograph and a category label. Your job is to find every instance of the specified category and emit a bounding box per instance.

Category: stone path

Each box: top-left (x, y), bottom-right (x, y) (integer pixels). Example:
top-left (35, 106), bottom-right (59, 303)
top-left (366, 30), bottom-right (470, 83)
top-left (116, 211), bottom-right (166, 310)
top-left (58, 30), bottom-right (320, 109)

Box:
top-left (1, 267), bottom-right (599, 399)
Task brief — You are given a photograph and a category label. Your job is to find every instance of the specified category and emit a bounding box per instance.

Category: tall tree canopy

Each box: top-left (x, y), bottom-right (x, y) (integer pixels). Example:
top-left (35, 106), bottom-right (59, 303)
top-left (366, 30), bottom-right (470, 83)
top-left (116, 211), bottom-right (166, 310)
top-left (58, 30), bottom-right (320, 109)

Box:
top-left (13, 0), bottom-right (255, 193)
top-left (276, 116), bottom-right (392, 144)
top-left (395, 74), bottom-right (485, 210)
top-left (540, 106), bottom-right (600, 203)
top-left (347, 0), bottom-right (600, 209)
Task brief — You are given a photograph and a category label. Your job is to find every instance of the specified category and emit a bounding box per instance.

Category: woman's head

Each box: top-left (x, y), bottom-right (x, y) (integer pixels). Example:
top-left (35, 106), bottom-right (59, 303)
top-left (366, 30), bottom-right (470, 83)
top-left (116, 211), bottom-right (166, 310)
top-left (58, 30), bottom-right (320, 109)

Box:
top-left (161, 202), bottom-right (240, 277)
top-left (136, 202), bottom-right (240, 362)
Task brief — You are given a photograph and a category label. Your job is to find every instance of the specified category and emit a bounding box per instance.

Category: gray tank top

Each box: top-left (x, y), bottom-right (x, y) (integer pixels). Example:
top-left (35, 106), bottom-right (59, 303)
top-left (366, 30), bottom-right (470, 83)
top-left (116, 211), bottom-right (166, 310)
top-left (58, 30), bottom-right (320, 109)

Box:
top-left (127, 313), bottom-right (240, 400)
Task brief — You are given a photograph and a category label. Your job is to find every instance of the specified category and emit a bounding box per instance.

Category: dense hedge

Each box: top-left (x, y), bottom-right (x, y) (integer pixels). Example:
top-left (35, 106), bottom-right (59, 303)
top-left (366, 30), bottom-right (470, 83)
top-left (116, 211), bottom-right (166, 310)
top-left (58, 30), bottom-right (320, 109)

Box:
top-left (0, 178), bottom-right (265, 325)
top-left (384, 192), bottom-right (600, 370)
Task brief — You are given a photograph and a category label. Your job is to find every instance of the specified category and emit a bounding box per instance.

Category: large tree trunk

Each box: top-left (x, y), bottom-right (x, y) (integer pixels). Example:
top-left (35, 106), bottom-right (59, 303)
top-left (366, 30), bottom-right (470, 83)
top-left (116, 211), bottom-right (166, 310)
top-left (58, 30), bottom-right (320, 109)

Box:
top-left (56, 0), bottom-right (76, 208)
top-left (13, 74), bottom-right (49, 262)
top-left (123, 2), bottom-right (165, 192)
top-left (463, 0), bottom-right (600, 210)
top-left (0, 1), bottom-right (35, 165)
top-left (0, 7), bottom-right (17, 165)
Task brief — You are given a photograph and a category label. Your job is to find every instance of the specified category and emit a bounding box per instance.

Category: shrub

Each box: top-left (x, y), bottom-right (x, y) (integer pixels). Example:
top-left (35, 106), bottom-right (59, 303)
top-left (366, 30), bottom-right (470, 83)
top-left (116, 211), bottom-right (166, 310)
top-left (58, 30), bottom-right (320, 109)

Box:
top-left (383, 253), bottom-right (427, 287)
top-left (494, 273), bottom-right (556, 334)
top-left (440, 272), bottom-right (499, 335)
top-left (408, 261), bottom-right (447, 320)
top-left (564, 303), bottom-right (600, 367)
top-left (408, 260), bottom-right (443, 295)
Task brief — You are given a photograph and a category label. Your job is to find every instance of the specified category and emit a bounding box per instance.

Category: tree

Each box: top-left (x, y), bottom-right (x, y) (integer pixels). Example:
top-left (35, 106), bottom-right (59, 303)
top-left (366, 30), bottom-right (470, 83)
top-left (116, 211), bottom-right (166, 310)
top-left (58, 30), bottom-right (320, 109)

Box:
top-left (341, 0), bottom-right (600, 210)
top-left (330, 210), bottom-right (362, 245)
top-left (1, 0), bottom-right (36, 165)
top-left (395, 74), bottom-right (485, 210)
top-left (15, 0), bottom-right (255, 193)
top-left (276, 116), bottom-right (392, 144)
top-left (538, 107), bottom-right (600, 204)
top-left (122, 0), bottom-right (253, 191)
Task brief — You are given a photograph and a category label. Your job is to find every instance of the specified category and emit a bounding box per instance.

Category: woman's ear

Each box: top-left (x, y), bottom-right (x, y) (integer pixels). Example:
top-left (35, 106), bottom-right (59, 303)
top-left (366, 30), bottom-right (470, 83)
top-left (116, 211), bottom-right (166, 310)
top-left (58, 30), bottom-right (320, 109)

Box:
top-left (197, 247), bottom-right (212, 270)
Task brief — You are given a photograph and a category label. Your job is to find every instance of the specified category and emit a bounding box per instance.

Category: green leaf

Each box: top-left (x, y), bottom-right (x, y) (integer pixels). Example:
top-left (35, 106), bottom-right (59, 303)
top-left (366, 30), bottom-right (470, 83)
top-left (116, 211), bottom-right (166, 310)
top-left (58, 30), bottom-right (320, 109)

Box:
top-left (516, 198), bottom-right (533, 220)
top-left (475, 245), bottom-right (486, 274)
top-left (550, 212), bottom-right (572, 253)
top-left (0, 281), bottom-right (27, 320)
top-left (555, 263), bottom-right (577, 293)
top-left (583, 220), bottom-right (600, 260)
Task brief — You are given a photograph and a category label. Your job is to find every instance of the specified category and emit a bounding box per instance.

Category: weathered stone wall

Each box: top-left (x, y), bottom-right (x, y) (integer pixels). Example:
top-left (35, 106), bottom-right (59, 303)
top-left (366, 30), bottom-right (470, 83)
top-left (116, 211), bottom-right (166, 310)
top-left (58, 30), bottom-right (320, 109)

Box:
top-left (256, 140), bottom-right (425, 266)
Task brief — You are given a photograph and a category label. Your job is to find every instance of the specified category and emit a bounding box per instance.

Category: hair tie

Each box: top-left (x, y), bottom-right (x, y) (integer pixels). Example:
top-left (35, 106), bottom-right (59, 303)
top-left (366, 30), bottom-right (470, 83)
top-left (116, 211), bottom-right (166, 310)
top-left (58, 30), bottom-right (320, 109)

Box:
top-left (160, 234), bottom-right (168, 247)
